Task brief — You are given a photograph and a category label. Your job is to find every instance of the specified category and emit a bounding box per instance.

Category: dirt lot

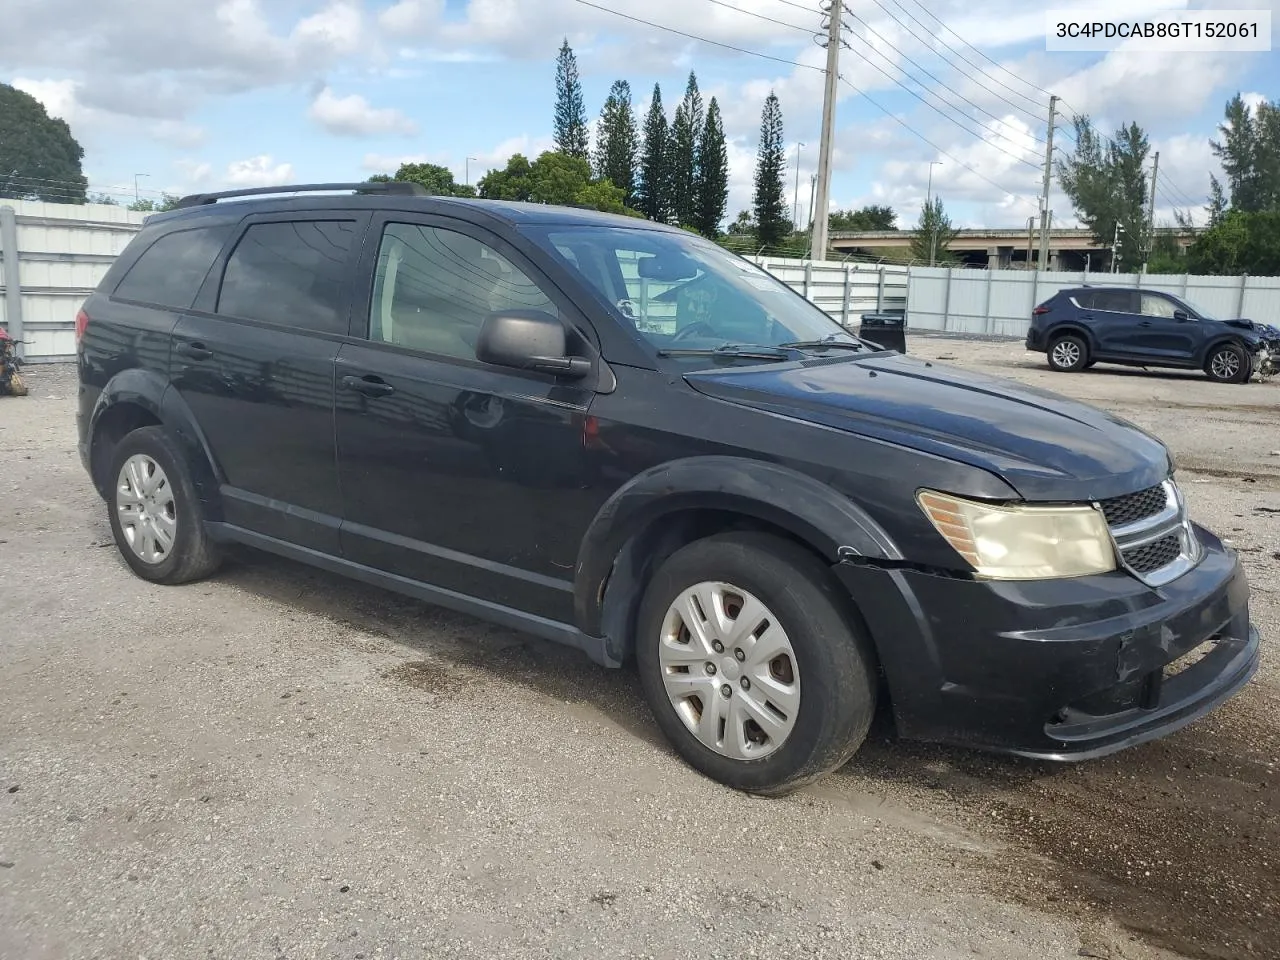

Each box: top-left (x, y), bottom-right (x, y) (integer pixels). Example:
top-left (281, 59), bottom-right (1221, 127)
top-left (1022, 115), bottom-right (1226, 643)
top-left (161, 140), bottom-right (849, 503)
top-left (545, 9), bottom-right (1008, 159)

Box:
top-left (1, 341), bottom-right (1277, 960)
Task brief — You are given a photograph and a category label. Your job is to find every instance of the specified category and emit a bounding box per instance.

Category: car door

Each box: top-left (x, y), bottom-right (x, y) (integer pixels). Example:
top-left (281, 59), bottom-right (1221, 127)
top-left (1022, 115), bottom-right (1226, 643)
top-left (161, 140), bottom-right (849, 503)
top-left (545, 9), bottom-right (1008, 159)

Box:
top-left (169, 211), bottom-right (370, 553)
top-left (334, 214), bottom-right (604, 624)
top-left (1083, 289), bottom-right (1144, 357)
top-left (1128, 292), bottom-right (1198, 361)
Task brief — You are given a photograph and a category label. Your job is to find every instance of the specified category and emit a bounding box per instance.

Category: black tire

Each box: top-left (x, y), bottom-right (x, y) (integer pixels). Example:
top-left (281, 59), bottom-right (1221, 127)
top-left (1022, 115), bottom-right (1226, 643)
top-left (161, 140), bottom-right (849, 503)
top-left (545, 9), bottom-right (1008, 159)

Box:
top-left (106, 425), bottom-right (221, 584)
top-left (1205, 342), bottom-right (1250, 384)
top-left (635, 531), bottom-right (877, 796)
top-left (1047, 333), bottom-right (1088, 372)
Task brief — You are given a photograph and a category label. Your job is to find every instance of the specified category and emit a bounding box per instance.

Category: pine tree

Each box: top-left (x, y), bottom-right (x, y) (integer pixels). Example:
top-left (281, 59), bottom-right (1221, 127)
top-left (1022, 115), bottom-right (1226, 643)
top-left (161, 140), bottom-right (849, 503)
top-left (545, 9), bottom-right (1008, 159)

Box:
top-left (909, 197), bottom-right (959, 264)
top-left (553, 39), bottom-right (589, 160)
top-left (669, 72), bottom-right (704, 227)
top-left (694, 97), bottom-right (729, 238)
top-left (637, 84), bottom-right (672, 222)
top-left (753, 92), bottom-right (788, 250)
top-left (593, 80), bottom-right (638, 205)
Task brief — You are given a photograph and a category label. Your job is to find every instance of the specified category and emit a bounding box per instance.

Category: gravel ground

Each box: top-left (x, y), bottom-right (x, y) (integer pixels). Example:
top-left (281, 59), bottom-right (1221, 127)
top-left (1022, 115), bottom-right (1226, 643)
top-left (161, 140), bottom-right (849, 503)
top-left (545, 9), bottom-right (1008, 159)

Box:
top-left (1, 343), bottom-right (1276, 960)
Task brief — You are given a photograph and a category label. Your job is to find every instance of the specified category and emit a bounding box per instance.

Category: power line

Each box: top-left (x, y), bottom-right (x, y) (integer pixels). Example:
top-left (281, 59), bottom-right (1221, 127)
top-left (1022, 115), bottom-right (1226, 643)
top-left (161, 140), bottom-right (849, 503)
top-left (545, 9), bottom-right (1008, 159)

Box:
top-left (863, 0), bottom-right (1052, 122)
top-left (569, 0), bottom-right (825, 70)
top-left (692, 0), bottom-right (815, 34)
top-left (837, 74), bottom-right (1040, 208)
top-left (841, 9), bottom-right (1047, 148)
top-left (838, 26), bottom-right (1043, 167)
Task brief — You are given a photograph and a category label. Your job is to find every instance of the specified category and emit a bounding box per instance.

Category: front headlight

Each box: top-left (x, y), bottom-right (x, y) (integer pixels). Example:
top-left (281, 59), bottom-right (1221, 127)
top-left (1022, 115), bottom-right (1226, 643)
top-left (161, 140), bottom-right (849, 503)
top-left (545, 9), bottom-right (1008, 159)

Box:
top-left (917, 489), bottom-right (1117, 580)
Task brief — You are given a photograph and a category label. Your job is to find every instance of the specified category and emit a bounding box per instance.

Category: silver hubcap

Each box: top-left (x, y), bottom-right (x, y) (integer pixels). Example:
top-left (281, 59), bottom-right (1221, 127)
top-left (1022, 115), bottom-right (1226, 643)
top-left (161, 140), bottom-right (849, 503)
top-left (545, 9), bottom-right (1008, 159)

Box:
top-left (658, 581), bottom-right (801, 760)
top-left (1051, 340), bottom-right (1081, 367)
top-left (116, 454), bottom-right (176, 564)
top-left (1211, 349), bottom-right (1240, 379)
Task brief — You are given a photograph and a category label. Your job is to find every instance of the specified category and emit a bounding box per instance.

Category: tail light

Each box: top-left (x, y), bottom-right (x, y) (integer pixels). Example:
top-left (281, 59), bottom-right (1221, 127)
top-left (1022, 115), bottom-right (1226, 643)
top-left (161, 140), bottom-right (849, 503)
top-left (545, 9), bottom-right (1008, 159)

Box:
top-left (75, 308), bottom-right (90, 344)
top-left (1032, 305), bottom-right (1050, 316)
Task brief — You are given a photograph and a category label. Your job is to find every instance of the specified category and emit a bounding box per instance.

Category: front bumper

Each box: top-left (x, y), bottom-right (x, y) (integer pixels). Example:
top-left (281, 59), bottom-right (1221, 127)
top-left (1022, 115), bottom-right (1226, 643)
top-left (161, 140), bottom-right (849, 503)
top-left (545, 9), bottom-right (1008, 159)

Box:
top-left (836, 525), bottom-right (1260, 759)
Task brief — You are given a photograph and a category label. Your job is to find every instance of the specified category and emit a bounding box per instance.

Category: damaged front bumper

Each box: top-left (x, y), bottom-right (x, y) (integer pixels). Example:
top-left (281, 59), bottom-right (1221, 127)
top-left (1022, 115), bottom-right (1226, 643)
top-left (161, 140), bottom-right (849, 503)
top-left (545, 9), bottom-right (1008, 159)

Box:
top-left (1251, 340), bottom-right (1279, 379)
top-left (835, 523), bottom-right (1260, 759)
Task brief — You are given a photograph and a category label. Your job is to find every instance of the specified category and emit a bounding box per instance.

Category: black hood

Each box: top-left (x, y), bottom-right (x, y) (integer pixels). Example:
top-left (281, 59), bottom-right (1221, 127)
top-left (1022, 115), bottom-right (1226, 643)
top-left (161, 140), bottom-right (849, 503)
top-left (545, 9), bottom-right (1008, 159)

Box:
top-left (685, 352), bottom-right (1173, 501)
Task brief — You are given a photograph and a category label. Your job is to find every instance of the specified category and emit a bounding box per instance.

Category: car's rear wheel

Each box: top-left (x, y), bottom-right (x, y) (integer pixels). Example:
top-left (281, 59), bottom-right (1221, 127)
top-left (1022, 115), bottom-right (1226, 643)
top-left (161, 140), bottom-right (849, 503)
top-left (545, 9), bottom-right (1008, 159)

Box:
top-left (1047, 333), bottom-right (1088, 372)
top-left (1205, 343), bottom-right (1250, 384)
top-left (635, 531), bottom-right (877, 796)
top-left (107, 426), bottom-right (221, 584)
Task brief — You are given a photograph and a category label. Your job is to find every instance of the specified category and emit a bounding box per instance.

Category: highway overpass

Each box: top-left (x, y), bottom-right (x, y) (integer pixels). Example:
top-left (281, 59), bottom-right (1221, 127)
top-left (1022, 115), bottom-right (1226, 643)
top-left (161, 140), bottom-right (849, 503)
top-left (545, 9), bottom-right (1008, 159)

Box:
top-left (829, 227), bottom-right (1194, 270)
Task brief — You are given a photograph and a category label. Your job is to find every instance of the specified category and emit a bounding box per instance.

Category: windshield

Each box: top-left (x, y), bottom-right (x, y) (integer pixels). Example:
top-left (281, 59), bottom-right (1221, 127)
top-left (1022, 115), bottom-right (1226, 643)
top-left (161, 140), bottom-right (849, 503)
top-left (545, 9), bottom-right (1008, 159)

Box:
top-left (527, 225), bottom-right (858, 362)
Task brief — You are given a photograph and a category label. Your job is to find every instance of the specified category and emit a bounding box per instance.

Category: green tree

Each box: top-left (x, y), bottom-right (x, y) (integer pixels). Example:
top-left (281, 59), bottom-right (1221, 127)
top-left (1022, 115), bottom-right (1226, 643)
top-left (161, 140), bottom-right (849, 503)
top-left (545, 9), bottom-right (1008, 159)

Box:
top-left (88, 193), bottom-right (120, 206)
top-left (477, 154), bottom-right (534, 200)
top-left (553, 40), bottom-right (589, 161)
top-left (669, 72), bottom-right (704, 228)
top-left (829, 205), bottom-right (897, 231)
top-left (727, 210), bottom-right (755, 235)
top-left (369, 162), bottom-right (476, 197)
top-left (693, 97), bottom-right (729, 238)
top-left (1145, 227), bottom-right (1189, 274)
top-left (128, 194), bottom-right (182, 212)
top-left (908, 197), bottom-right (959, 264)
top-left (752, 92), bottom-right (788, 250)
top-left (1056, 115), bottom-right (1151, 271)
top-left (636, 84), bottom-right (672, 223)
top-left (1187, 210), bottom-right (1280, 275)
top-left (0, 83), bottom-right (87, 203)
top-left (1210, 93), bottom-right (1280, 214)
top-left (593, 80), bottom-right (638, 205)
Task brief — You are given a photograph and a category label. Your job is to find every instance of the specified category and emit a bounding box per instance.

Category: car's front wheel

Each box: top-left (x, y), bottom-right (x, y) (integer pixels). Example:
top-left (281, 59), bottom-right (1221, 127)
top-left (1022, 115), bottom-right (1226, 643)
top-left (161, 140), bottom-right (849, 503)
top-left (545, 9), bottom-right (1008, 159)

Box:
top-left (635, 531), bottom-right (877, 795)
top-left (107, 426), bottom-right (222, 584)
top-left (1047, 333), bottom-right (1088, 372)
top-left (1205, 342), bottom-right (1250, 384)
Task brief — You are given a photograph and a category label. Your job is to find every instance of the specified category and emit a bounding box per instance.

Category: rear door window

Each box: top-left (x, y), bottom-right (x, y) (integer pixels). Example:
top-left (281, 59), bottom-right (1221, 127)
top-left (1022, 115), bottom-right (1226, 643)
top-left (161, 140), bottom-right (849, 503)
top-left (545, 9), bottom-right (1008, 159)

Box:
top-left (217, 220), bottom-right (361, 334)
top-left (113, 225), bottom-right (232, 309)
top-left (1090, 290), bottom-right (1137, 313)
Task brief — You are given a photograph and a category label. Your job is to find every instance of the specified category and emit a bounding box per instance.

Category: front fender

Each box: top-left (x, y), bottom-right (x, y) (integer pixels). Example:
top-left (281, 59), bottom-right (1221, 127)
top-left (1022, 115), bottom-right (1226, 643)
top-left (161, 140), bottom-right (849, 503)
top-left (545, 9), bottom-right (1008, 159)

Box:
top-left (573, 455), bottom-right (903, 638)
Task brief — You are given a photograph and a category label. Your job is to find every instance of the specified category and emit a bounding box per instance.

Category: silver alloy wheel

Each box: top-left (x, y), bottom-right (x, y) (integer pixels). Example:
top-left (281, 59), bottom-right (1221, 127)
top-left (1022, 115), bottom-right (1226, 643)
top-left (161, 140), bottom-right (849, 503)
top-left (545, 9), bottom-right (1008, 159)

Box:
top-left (1210, 348), bottom-right (1241, 380)
top-left (1051, 339), bottom-right (1081, 368)
top-left (116, 454), bottom-right (177, 564)
top-left (657, 581), bottom-right (801, 760)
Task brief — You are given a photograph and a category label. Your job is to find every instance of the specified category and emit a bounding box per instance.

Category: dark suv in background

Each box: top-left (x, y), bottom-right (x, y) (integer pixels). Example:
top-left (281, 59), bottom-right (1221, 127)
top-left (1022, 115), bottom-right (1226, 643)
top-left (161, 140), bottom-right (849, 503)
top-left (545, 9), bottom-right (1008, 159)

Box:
top-left (76, 184), bottom-right (1260, 795)
top-left (1027, 285), bottom-right (1279, 383)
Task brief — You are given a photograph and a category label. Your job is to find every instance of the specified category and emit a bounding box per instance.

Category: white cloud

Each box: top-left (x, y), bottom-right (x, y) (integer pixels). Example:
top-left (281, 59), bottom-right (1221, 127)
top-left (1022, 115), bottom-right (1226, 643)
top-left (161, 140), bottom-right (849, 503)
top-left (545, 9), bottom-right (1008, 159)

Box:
top-left (150, 120), bottom-right (207, 148)
top-left (308, 86), bottom-right (418, 137)
top-left (12, 77), bottom-right (85, 125)
top-left (225, 155), bottom-right (294, 187)
top-left (294, 1), bottom-right (365, 57)
top-left (380, 0), bottom-right (446, 34)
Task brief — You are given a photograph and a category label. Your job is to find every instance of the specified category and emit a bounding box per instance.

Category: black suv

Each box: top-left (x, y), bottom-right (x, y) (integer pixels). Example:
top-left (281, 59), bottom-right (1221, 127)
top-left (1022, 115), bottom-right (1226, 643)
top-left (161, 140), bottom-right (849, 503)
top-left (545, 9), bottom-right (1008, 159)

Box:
top-left (1027, 285), bottom-right (1279, 382)
top-left (76, 184), bottom-right (1260, 794)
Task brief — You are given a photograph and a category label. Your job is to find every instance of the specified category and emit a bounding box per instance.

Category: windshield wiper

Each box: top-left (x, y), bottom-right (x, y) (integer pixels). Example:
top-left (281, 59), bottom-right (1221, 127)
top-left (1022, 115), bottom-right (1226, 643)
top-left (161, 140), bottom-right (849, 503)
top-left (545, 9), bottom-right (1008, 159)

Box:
top-left (777, 336), bottom-right (866, 352)
top-left (657, 343), bottom-right (795, 361)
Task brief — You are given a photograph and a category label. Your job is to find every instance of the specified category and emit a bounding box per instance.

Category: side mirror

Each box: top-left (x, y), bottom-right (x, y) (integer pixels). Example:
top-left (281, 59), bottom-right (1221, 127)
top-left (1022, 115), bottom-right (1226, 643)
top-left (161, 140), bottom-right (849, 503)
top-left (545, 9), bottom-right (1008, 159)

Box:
top-left (1172, 309), bottom-right (1190, 322)
top-left (476, 310), bottom-right (591, 379)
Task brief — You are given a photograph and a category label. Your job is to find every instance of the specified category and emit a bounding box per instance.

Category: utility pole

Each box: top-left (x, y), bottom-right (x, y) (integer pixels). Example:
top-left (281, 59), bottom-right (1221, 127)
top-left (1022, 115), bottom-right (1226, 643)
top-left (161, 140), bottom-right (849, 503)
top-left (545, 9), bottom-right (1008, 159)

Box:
top-left (1036, 94), bottom-right (1058, 271)
top-left (792, 142), bottom-right (805, 232)
top-left (1111, 221), bottom-right (1124, 273)
top-left (1026, 216), bottom-right (1035, 269)
top-left (133, 173), bottom-right (149, 205)
top-left (926, 160), bottom-right (941, 267)
top-left (1141, 150), bottom-right (1159, 274)
top-left (465, 156), bottom-right (478, 187)
top-left (810, 0), bottom-right (842, 262)
top-left (808, 173), bottom-right (817, 231)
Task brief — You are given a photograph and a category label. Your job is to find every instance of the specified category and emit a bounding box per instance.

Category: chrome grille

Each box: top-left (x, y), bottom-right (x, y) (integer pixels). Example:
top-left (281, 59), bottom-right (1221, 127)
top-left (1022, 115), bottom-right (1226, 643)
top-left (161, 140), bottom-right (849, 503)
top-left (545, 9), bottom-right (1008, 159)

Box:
top-left (1098, 485), bottom-right (1168, 527)
top-left (1096, 479), bottom-right (1200, 587)
top-left (1124, 533), bottom-right (1182, 574)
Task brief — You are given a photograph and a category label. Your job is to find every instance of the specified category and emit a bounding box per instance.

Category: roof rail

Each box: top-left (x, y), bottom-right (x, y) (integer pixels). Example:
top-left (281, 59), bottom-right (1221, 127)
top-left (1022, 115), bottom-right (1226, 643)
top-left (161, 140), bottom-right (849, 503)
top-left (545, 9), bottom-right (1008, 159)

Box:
top-left (172, 181), bottom-right (428, 209)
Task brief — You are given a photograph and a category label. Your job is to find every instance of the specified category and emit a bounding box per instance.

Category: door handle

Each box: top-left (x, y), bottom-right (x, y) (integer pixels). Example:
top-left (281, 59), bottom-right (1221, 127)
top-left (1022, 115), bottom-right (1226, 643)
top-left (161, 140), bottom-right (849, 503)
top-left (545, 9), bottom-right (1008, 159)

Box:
top-left (1138, 321), bottom-right (1153, 327)
top-left (341, 374), bottom-right (395, 398)
top-left (177, 341), bottom-right (213, 361)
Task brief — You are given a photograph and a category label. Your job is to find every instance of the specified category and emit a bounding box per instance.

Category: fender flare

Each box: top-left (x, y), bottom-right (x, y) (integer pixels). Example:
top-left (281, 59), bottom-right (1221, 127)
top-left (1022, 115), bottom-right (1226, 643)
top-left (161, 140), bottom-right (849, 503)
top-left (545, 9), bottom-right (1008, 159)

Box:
top-left (88, 370), bottom-right (223, 514)
top-left (1198, 335), bottom-right (1254, 369)
top-left (573, 455), bottom-right (903, 642)
top-left (1046, 324), bottom-right (1095, 353)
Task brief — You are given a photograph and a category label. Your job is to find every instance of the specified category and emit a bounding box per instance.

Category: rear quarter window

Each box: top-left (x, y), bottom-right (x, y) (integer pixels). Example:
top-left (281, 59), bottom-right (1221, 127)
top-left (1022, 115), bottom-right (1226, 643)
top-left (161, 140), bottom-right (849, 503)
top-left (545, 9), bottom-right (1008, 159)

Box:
top-left (112, 225), bottom-right (232, 310)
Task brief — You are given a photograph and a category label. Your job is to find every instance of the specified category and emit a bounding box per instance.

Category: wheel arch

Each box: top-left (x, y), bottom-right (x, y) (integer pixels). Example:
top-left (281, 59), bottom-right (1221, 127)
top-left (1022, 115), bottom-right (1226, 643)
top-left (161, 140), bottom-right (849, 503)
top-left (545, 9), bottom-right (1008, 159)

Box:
top-left (575, 457), bottom-right (902, 664)
top-left (88, 370), bottom-right (223, 516)
top-left (1046, 324), bottom-right (1094, 353)
top-left (1198, 335), bottom-right (1251, 369)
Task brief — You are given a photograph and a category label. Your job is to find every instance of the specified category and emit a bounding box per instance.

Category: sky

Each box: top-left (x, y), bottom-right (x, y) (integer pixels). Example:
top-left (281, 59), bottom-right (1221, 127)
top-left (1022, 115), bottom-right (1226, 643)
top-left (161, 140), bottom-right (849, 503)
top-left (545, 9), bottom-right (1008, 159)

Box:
top-left (2, 0), bottom-right (1277, 230)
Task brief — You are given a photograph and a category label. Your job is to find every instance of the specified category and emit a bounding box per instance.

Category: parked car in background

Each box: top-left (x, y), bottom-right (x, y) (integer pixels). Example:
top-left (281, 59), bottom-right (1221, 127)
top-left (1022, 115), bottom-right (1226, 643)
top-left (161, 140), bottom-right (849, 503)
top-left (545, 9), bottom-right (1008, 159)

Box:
top-left (1026, 285), bottom-right (1279, 383)
top-left (76, 184), bottom-right (1260, 795)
